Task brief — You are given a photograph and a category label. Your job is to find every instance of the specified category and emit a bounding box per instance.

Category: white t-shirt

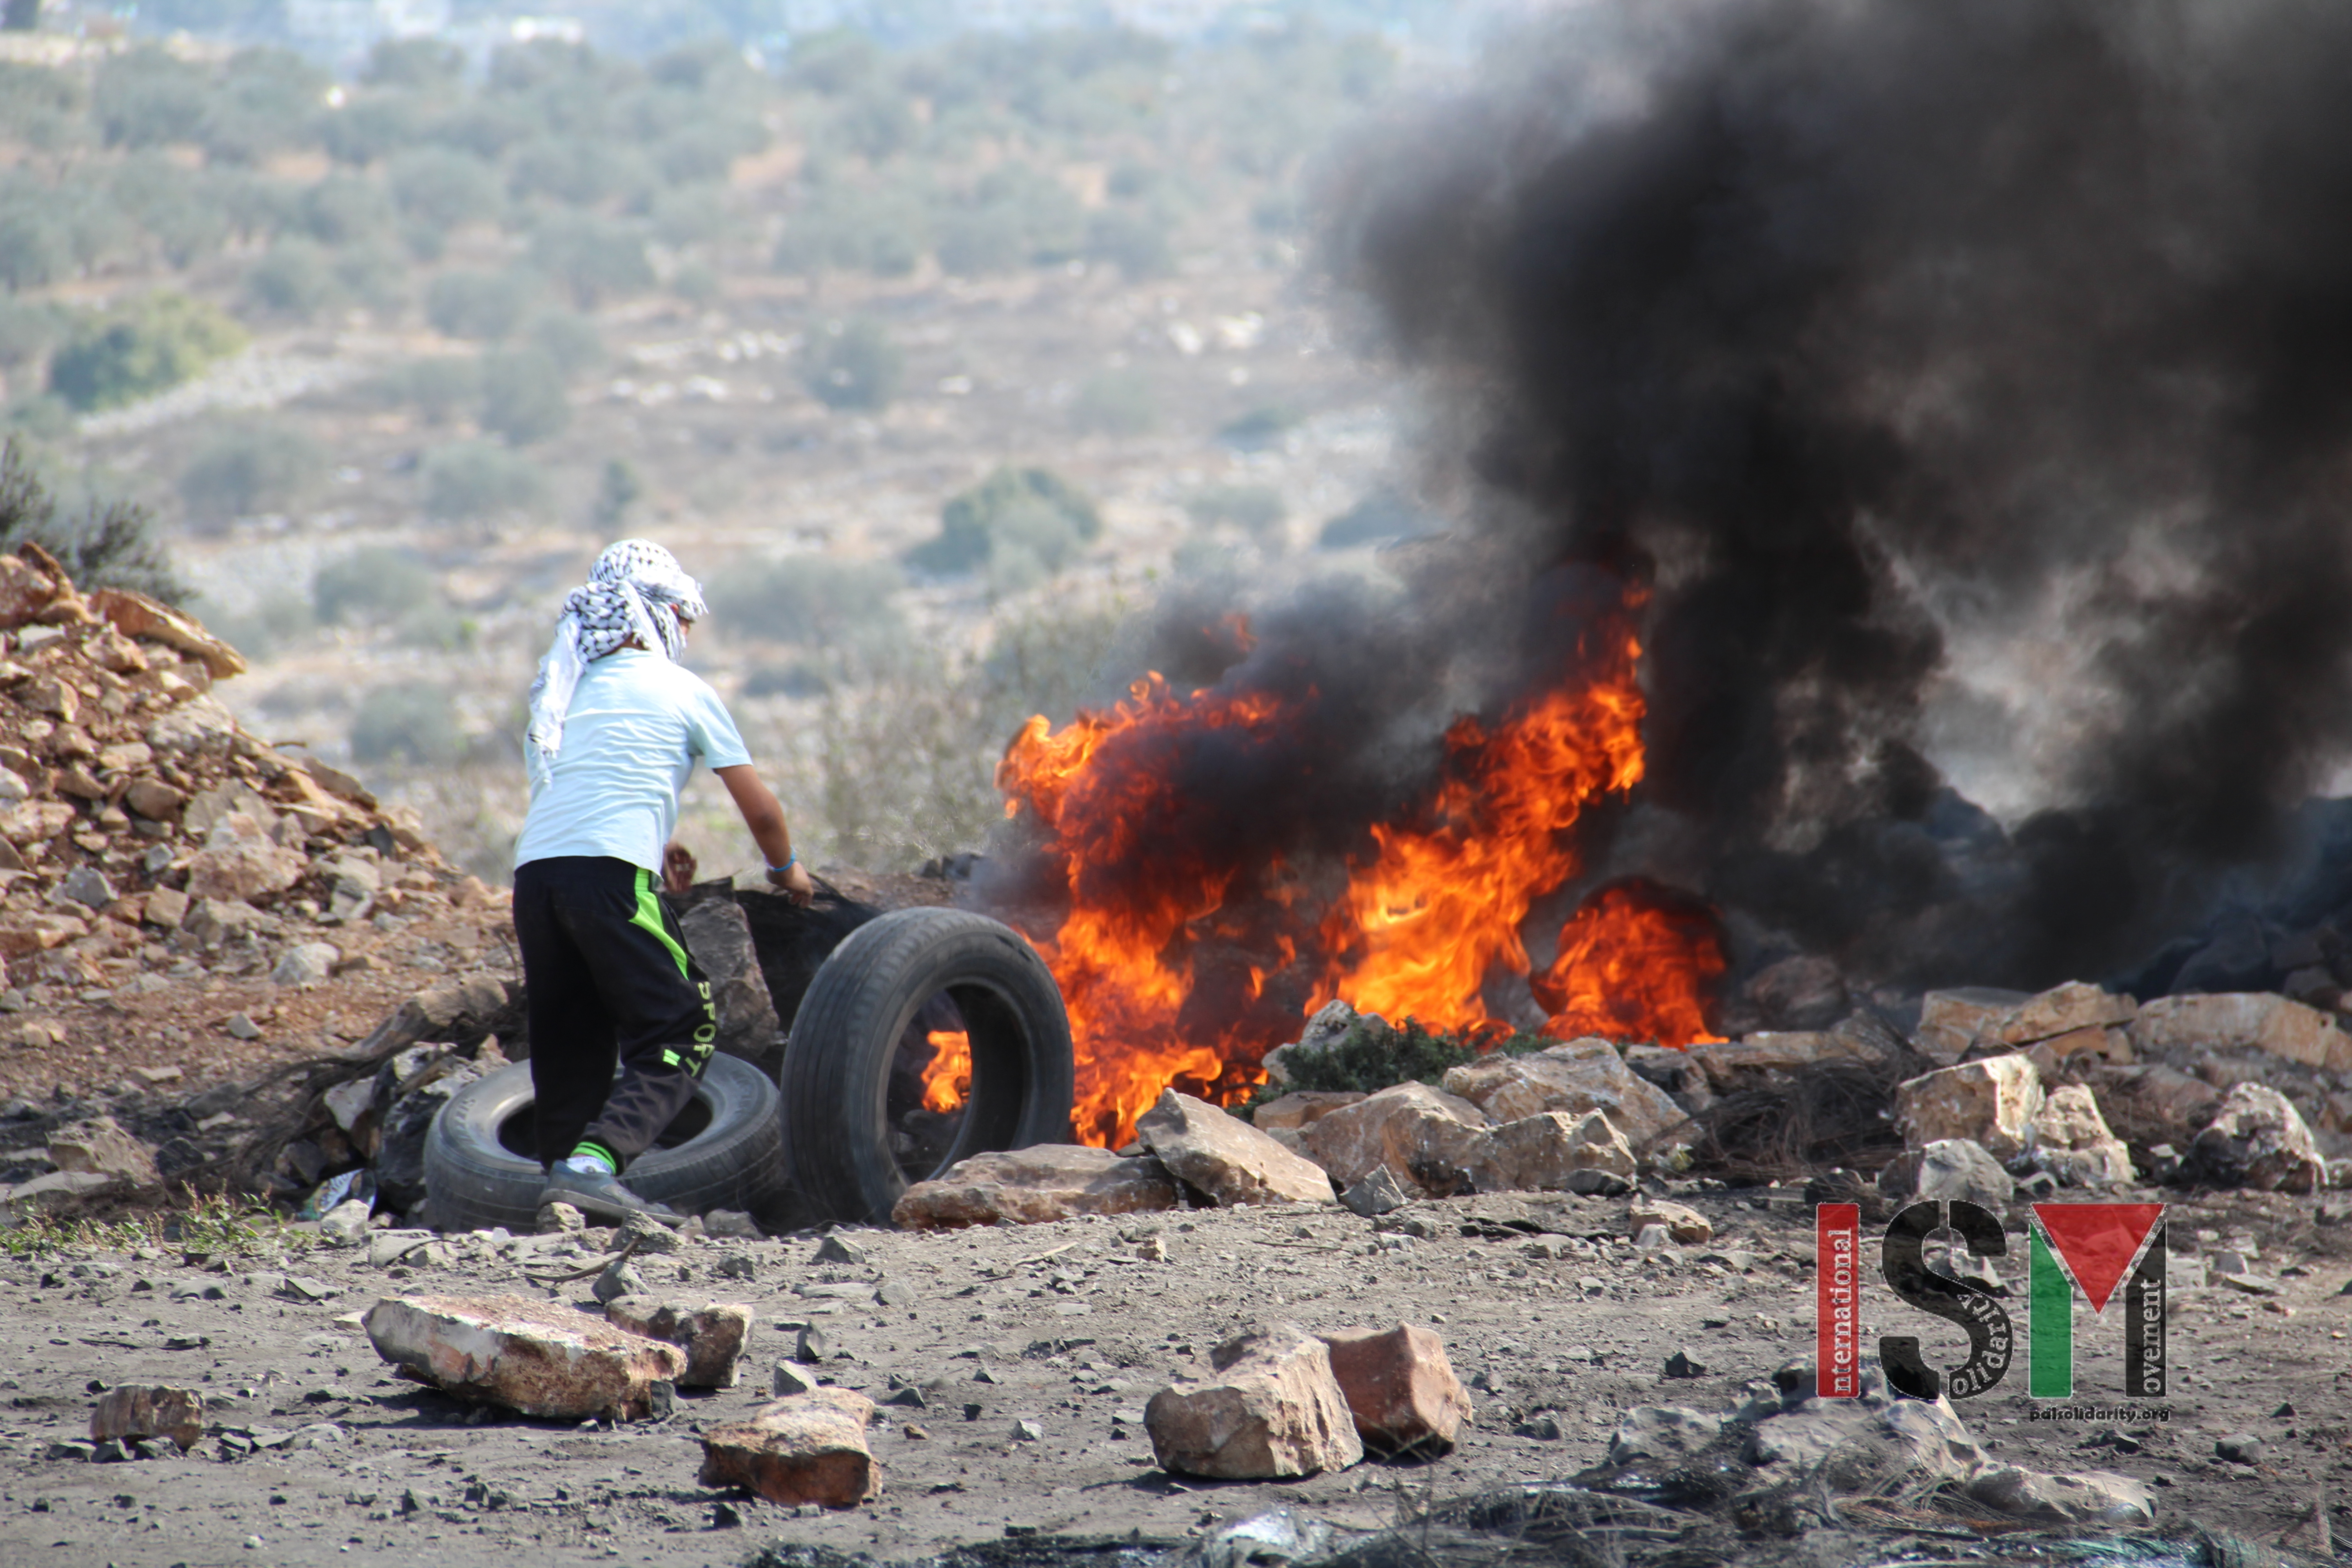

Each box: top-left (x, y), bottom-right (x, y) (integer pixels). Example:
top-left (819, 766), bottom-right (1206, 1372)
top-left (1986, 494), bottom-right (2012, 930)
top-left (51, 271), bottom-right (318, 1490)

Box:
top-left (513, 648), bottom-right (752, 872)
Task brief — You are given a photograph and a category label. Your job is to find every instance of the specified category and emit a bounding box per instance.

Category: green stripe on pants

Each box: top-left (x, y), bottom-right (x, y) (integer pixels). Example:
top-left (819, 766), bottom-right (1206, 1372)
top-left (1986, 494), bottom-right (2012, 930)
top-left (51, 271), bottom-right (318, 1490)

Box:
top-left (2029, 1224), bottom-right (2072, 1398)
top-left (630, 867), bottom-right (692, 981)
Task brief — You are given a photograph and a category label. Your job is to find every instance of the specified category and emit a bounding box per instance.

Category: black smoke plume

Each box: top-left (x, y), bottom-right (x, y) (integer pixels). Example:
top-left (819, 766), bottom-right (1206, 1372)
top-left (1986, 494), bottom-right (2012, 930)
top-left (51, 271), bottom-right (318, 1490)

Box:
top-left (980, 0), bottom-right (2352, 1004)
top-left (1307, 0), bottom-right (2352, 989)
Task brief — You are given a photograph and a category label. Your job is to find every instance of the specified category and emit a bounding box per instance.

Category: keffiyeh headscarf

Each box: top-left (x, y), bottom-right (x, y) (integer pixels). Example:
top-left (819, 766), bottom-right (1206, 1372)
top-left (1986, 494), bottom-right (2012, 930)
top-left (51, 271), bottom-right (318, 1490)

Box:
top-left (526, 540), bottom-right (709, 787)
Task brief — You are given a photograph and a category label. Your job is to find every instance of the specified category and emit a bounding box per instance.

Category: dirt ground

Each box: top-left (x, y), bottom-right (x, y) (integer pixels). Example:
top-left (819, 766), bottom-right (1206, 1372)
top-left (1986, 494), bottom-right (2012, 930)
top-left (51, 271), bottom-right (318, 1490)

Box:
top-left (0, 1184), bottom-right (2343, 1568)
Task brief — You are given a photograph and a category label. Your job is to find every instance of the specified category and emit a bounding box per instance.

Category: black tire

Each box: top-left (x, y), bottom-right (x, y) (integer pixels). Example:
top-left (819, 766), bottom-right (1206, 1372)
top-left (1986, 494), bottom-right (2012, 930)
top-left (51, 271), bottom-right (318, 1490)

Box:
top-left (422, 1054), bottom-right (789, 1233)
top-left (782, 907), bottom-right (1073, 1228)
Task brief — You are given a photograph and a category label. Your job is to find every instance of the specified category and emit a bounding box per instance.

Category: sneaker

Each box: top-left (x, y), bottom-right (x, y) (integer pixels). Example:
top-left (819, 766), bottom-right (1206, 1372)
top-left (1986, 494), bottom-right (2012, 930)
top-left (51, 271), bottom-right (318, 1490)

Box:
top-left (538, 1166), bottom-right (684, 1227)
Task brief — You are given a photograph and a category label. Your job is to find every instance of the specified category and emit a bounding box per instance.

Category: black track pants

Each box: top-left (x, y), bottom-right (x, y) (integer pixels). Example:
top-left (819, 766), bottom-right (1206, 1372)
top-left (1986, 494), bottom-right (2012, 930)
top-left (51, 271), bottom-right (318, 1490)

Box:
top-left (511, 856), bottom-right (717, 1172)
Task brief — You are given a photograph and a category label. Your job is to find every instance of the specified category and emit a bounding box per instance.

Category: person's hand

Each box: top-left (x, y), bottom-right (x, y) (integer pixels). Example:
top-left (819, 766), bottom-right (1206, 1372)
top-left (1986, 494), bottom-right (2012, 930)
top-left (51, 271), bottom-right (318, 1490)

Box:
top-left (662, 841), bottom-right (697, 897)
top-left (768, 859), bottom-right (816, 906)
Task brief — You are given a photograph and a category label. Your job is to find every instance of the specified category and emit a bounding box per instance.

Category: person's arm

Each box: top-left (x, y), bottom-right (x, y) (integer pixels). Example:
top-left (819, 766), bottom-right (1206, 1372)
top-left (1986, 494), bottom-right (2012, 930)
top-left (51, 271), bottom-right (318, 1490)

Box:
top-left (715, 764), bottom-right (815, 903)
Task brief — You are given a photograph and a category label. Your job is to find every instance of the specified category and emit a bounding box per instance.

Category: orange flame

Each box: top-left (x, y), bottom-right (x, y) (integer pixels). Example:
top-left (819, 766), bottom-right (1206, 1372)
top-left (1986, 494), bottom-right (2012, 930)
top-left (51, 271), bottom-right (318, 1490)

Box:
top-left (991, 601), bottom-right (1727, 1149)
top-left (1533, 882), bottom-right (1727, 1048)
top-left (998, 673), bottom-right (1292, 1147)
top-left (1313, 625), bottom-right (1647, 1034)
top-left (919, 1029), bottom-right (972, 1113)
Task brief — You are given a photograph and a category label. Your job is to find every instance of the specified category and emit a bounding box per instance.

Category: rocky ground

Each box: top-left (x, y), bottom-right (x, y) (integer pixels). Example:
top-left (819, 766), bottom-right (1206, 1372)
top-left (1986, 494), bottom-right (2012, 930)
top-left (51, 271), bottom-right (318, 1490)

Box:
top-left (0, 1184), bottom-right (2343, 1568)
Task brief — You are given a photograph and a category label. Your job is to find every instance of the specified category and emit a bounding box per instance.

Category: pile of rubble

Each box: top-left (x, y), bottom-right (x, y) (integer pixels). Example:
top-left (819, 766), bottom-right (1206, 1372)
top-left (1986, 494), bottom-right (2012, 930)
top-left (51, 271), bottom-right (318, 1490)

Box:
top-left (0, 542), bottom-right (518, 1216)
top-left (889, 974), bottom-right (2346, 1232)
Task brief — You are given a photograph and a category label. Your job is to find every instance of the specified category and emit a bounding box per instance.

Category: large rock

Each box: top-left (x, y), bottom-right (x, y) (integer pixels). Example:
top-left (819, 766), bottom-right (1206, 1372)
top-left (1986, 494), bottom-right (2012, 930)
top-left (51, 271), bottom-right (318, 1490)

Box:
top-left (697, 1389), bottom-right (879, 1508)
top-left (0, 909), bottom-right (87, 955)
top-left (90, 1385), bottom-right (203, 1450)
top-left (1137, 1090), bottom-right (1334, 1206)
top-left (2132, 992), bottom-right (2352, 1074)
top-left (364, 1294), bottom-right (687, 1421)
top-left (2190, 1083), bottom-right (2325, 1193)
top-left (89, 587), bottom-right (248, 679)
top-left (1629, 1198), bottom-right (1712, 1244)
top-left (1299, 1082), bottom-right (1490, 1197)
top-left (1687, 1030), bottom-right (1877, 1088)
top-left (1471, 1109), bottom-right (1636, 1195)
top-left (1144, 1323), bottom-right (1363, 1480)
top-left (2029, 1085), bottom-right (2134, 1188)
top-left (49, 1116), bottom-right (160, 1186)
top-left (1440, 1038), bottom-right (1685, 1147)
top-left (604, 1298), bottom-right (753, 1389)
top-left (185, 813), bottom-right (305, 903)
top-left (144, 693), bottom-right (240, 759)
top-left (1318, 1323), bottom-right (1469, 1457)
top-left (1990, 981), bottom-right (2137, 1047)
top-left (1878, 1139), bottom-right (2014, 1211)
top-left (678, 898), bottom-right (781, 1072)
top-left (1967, 1466), bottom-right (2154, 1526)
top-left (1895, 1055), bottom-right (2044, 1158)
top-left (1914, 987), bottom-right (2031, 1065)
top-left (891, 1145), bottom-right (1179, 1229)
top-left (1250, 1091), bottom-right (1365, 1132)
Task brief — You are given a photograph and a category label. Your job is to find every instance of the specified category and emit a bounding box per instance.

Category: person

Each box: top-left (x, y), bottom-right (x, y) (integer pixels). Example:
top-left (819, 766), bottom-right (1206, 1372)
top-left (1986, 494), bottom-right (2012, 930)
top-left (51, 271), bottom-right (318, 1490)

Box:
top-left (512, 539), bottom-right (815, 1225)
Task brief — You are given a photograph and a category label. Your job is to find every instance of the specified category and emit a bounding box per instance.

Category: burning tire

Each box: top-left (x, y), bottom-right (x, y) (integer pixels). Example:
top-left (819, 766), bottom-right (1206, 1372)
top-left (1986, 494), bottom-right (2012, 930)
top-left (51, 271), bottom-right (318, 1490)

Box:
top-left (781, 906), bottom-right (1074, 1228)
top-left (422, 1055), bottom-right (790, 1232)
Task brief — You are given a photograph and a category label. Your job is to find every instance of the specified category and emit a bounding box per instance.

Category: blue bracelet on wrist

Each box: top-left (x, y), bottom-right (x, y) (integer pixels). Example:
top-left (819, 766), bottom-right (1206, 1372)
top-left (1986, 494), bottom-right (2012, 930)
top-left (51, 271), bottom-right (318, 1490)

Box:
top-left (767, 851), bottom-right (798, 874)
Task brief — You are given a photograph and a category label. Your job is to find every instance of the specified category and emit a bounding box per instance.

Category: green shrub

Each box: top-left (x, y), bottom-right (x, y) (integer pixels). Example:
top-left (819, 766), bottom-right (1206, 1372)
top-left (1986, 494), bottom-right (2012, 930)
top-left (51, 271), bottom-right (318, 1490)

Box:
top-left (936, 164), bottom-right (1083, 276)
top-left (350, 681), bottom-right (459, 765)
top-left (93, 49), bottom-right (208, 149)
top-left (314, 544), bottom-right (438, 625)
top-left (368, 356), bottom-right (478, 423)
top-left (0, 206), bottom-right (69, 290)
top-left (707, 554), bottom-right (904, 654)
top-left (772, 183), bottom-right (927, 278)
top-left (478, 347), bottom-right (569, 445)
top-left (108, 155), bottom-right (227, 266)
top-left (654, 124), bottom-right (751, 185)
top-left (242, 240), bottom-right (340, 320)
top-left (508, 135), bottom-right (645, 207)
top-left (1085, 206), bottom-right (1172, 279)
top-left (1240, 1016), bottom-right (1547, 1112)
top-left (650, 184), bottom-right (731, 247)
top-left (333, 242), bottom-right (406, 315)
top-left (0, 437), bottom-right (183, 601)
top-left (48, 293), bottom-right (246, 412)
top-left (387, 147), bottom-right (504, 230)
top-left (801, 318), bottom-right (902, 412)
top-left (179, 424), bottom-right (326, 524)
top-left (421, 440), bottom-right (545, 520)
top-left (588, 457), bottom-right (639, 531)
top-left (1183, 482), bottom-right (1287, 536)
top-left (524, 311), bottom-right (602, 380)
top-left (529, 213), bottom-right (654, 307)
top-left (0, 297), bottom-right (58, 368)
top-left (933, 205), bottom-right (1024, 278)
top-left (297, 176), bottom-right (397, 247)
top-left (425, 270), bottom-right (528, 340)
top-left (318, 93), bottom-right (421, 167)
top-left (364, 37), bottom-right (466, 89)
top-left (1318, 486), bottom-right (1439, 549)
top-left (829, 83), bottom-right (916, 162)
top-left (782, 29), bottom-right (882, 95)
top-left (1069, 371), bottom-right (1155, 437)
top-left (908, 466), bottom-right (1099, 576)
